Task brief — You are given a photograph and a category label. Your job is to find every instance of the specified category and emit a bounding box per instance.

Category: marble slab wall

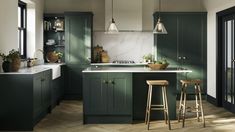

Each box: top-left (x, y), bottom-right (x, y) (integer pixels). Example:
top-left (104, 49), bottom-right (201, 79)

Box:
top-left (93, 32), bottom-right (154, 63)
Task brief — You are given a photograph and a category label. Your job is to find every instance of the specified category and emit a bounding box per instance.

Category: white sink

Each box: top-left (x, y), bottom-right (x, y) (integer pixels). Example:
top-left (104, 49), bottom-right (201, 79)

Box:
top-left (40, 64), bottom-right (61, 80)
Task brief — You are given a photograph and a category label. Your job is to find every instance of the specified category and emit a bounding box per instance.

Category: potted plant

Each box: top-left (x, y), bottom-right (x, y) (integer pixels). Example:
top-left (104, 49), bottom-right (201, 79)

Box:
top-left (143, 53), bottom-right (153, 63)
top-left (0, 49), bottom-right (21, 72)
top-left (54, 51), bottom-right (63, 63)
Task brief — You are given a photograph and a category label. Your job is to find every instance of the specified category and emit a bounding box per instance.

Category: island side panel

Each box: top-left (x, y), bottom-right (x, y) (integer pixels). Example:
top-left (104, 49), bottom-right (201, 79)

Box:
top-left (133, 73), bottom-right (177, 120)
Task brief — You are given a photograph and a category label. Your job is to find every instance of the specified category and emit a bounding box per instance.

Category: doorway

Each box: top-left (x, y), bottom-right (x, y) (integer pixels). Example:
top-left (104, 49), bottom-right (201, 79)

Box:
top-left (217, 6), bottom-right (235, 112)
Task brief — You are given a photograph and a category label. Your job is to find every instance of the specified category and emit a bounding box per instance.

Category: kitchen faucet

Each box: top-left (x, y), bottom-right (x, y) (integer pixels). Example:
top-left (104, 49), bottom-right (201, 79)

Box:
top-left (34, 49), bottom-right (45, 65)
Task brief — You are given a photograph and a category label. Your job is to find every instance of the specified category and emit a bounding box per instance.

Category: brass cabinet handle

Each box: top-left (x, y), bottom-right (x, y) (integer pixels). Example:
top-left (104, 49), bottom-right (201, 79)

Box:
top-left (103, 80), bottom-right (108, 84)
top-left (109, 80), bottom-right (115, 84)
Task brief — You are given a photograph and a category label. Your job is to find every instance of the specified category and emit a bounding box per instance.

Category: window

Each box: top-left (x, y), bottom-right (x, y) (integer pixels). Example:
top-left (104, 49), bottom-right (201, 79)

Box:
top-left (18, 1), bottom-right (27, 59)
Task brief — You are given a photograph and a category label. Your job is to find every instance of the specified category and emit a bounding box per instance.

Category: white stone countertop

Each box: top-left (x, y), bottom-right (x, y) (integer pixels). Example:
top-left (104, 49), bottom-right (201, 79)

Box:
top-left (0, 63), bottom-right (65, 76)
top-left (83, 66), bottom-right (192, 73)
top-left (90, 63), bottom-right (148, 66)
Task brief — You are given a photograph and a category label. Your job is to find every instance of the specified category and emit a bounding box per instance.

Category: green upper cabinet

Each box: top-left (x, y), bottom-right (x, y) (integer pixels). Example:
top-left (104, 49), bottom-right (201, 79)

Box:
top-left (64, 12), bottom-right (93, 99)
top-left (155, 13), bottom-right (178, 66)
top-left (83, 73), bottom-right (132, 117)
top-left (65, 12), bottom-right (93, 65)
top-left (154, 12), bottom-right (207, 93)
top-left (178, 13), bottom-right (207, 65)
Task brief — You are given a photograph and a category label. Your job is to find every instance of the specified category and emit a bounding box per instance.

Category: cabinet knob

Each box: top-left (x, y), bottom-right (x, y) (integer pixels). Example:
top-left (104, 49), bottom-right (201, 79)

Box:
top-left (103, 80), bottom-right (108, 84)
top-left (178, 56), bottom-right (182, 60)
top-left (109, 80), bottom-right (115, 85)
top-left (183, 56), bottom-right (186, 60)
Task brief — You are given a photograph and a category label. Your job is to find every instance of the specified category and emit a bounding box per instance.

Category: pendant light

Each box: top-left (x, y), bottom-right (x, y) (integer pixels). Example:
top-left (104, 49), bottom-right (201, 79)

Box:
top-left (153, 0), bottom-right (167, 34)
top-left (106, 0), bottom-right (119, 34)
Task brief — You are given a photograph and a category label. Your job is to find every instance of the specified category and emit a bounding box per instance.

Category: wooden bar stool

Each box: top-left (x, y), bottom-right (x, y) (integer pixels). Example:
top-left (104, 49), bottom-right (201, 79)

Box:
top-left (145, 80), bottom-right (171, 130)
top-left (178, 79), bottom-right (205, 128)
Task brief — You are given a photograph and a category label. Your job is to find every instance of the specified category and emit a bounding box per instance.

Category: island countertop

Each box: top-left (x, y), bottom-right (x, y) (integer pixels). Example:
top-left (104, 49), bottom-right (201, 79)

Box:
top-left (82, 66), bottom-right (192, 73)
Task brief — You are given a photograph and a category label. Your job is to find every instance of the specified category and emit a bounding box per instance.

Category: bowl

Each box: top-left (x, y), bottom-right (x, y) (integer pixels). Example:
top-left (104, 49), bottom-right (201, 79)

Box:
top-left (148, 63), bottom-right (169, 70)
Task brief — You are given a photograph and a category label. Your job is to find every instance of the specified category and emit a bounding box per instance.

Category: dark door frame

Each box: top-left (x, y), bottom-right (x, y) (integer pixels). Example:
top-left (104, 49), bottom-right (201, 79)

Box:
top-left (217, 6), bottom-right (235, 107)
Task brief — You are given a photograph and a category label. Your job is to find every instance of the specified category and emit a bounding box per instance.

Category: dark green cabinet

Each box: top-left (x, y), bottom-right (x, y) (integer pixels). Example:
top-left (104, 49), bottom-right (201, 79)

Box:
top-left (0, 70), bottom-right (52, 131)
top-left (65, 12), bottom-right (93, 99)
top-left (33, 70), bottom-right (52, 123)
top-left (155, 12), bottom-right (207, 94)
top-left (51, 65), bottom-right (66, 108)
top-left (83, 73), bottom-right (132, 123)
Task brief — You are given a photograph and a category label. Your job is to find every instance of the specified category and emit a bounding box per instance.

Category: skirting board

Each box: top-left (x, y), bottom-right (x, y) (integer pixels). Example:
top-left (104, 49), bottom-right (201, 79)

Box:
top-left (207, 94), bottom-right (218, 106)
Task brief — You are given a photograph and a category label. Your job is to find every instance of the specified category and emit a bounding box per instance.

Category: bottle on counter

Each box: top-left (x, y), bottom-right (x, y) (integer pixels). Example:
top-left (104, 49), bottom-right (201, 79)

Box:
top-left (95, 52), bottom-right (101, 63)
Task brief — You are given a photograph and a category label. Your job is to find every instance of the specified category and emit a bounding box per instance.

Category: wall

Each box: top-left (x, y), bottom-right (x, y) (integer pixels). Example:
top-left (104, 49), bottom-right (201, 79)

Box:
top-left (0, 0), bottom-right (18, 55)
top-left (44, 0), bottom-right (105, 31)
top-left (44, 0), bottom-right (203, 31)
top-left (0, 0), bottom-right (44, 71)
top-left (203, 0), bottom-right (235, 98)
top-left (93, 32), bottom-right (153, 62)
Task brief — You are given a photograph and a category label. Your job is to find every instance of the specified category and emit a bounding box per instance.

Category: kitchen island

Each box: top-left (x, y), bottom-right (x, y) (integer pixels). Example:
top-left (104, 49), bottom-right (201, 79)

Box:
top-left (82, 66), bottom-right (191, 123)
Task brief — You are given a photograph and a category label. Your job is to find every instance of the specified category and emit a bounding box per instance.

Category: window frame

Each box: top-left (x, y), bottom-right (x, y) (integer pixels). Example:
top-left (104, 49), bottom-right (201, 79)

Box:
top-left (18, 0), bottom-right (27, 59)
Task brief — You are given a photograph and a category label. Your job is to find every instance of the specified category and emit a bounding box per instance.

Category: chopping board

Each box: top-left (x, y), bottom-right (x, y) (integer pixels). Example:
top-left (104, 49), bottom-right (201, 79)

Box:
top-left (101, 50), bottom-right (110, 63)
top-left (93, 45), bottom-right (103, 62)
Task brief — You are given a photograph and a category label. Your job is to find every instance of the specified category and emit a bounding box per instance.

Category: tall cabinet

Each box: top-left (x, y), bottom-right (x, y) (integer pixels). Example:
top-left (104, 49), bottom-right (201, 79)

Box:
top-left (155, 12), bottom-right (207, 95)
top-left (64, 12), bottom-right (93, 99)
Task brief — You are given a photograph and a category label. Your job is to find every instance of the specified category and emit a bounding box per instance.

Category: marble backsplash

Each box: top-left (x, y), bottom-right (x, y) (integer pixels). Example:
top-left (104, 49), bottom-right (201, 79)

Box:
top-left (93, 32), bottom-right (154, 63)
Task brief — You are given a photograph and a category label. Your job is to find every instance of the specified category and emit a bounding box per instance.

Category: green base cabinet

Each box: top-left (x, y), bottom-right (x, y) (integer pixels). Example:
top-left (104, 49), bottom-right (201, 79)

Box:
top-left (154, 12), bottom-right (207, 96)
top-left (83, 73), bottom-right (132, 123)
top-left (51, 65), bottom-right (66, 108)
top-left (0, 70), bottom-right (52, 131)
top-left (64, 12), bottom-right (93, 100)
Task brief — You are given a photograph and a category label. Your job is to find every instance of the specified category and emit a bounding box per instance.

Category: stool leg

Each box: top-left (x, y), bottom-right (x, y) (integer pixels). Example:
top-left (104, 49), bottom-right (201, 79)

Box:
top-left (162, 86), bottom-right (167, 124)
top-left (182, 84), bottom-right (187, 128)
top-left (163, 86), bottom-right (171, 130)
top-left (195, 83), bottom-right (200, 122)
top-left (178, 83), bottom-right (184, 122)
top-left (198, 84), bottom-right (206, 127)
top-left (147, 85), bottom-right (153, 130)
top-left (145, 85), bottom-right (151, 124)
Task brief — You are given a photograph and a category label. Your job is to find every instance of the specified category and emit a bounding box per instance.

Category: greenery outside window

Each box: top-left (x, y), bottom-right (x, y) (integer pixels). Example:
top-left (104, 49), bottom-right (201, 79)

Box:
top-left (18, 0), bottom-right (27, 59)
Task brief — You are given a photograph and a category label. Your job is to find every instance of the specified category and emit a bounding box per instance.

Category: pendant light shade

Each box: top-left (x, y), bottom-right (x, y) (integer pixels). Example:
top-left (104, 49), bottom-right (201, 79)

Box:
top-left (106, 0), bottom-right (119, 34)
top-left (153, 0), bottom-right (167, 34)
top-left (107, 18), bottom-right (119, 34)
top-left (153, 18), bottom-right (167, 34)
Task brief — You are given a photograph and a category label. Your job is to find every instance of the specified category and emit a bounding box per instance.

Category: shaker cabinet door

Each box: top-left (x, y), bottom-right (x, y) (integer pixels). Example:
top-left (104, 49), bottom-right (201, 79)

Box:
top-left (83, 73), bottom-right (108, 115)
top-left (107, 73), bottom-right (132, 115)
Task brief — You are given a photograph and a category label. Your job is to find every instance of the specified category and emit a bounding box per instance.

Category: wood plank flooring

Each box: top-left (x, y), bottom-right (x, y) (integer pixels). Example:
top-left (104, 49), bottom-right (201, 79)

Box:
top-left (34, 101), bottom-right (235, 132)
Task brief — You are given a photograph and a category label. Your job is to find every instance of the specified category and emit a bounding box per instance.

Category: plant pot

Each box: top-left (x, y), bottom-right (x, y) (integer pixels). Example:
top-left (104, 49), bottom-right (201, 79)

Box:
top-left (11, 58), bottom-right (21, 72)
top-left (2, 61), bottom-right (11, 72)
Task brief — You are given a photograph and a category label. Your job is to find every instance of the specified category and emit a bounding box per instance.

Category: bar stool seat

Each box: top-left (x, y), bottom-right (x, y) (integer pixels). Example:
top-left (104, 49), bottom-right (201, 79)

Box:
top-left (178, 79), bottom-right (205, 128)
top-left (145, 80), bottom-right (171, 130)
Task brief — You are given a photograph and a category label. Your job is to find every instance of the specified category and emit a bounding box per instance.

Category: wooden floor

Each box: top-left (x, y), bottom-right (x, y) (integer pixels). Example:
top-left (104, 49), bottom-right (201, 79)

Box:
top-left (35, 100), bottom-right (235, 132)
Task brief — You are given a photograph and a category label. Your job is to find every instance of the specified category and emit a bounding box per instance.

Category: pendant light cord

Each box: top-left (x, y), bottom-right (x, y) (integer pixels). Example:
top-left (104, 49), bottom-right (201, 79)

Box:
top-left (112, 0), bottom-right (114, 19)
top-left (159, 0), bottom-right (161, 18)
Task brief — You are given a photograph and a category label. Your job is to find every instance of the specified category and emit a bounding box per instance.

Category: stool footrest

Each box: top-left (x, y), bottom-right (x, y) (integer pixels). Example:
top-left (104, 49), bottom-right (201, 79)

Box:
top-left (151, 105), bottom-right (164, 107)
top-left (151, 108), bottom-right (166, 110)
